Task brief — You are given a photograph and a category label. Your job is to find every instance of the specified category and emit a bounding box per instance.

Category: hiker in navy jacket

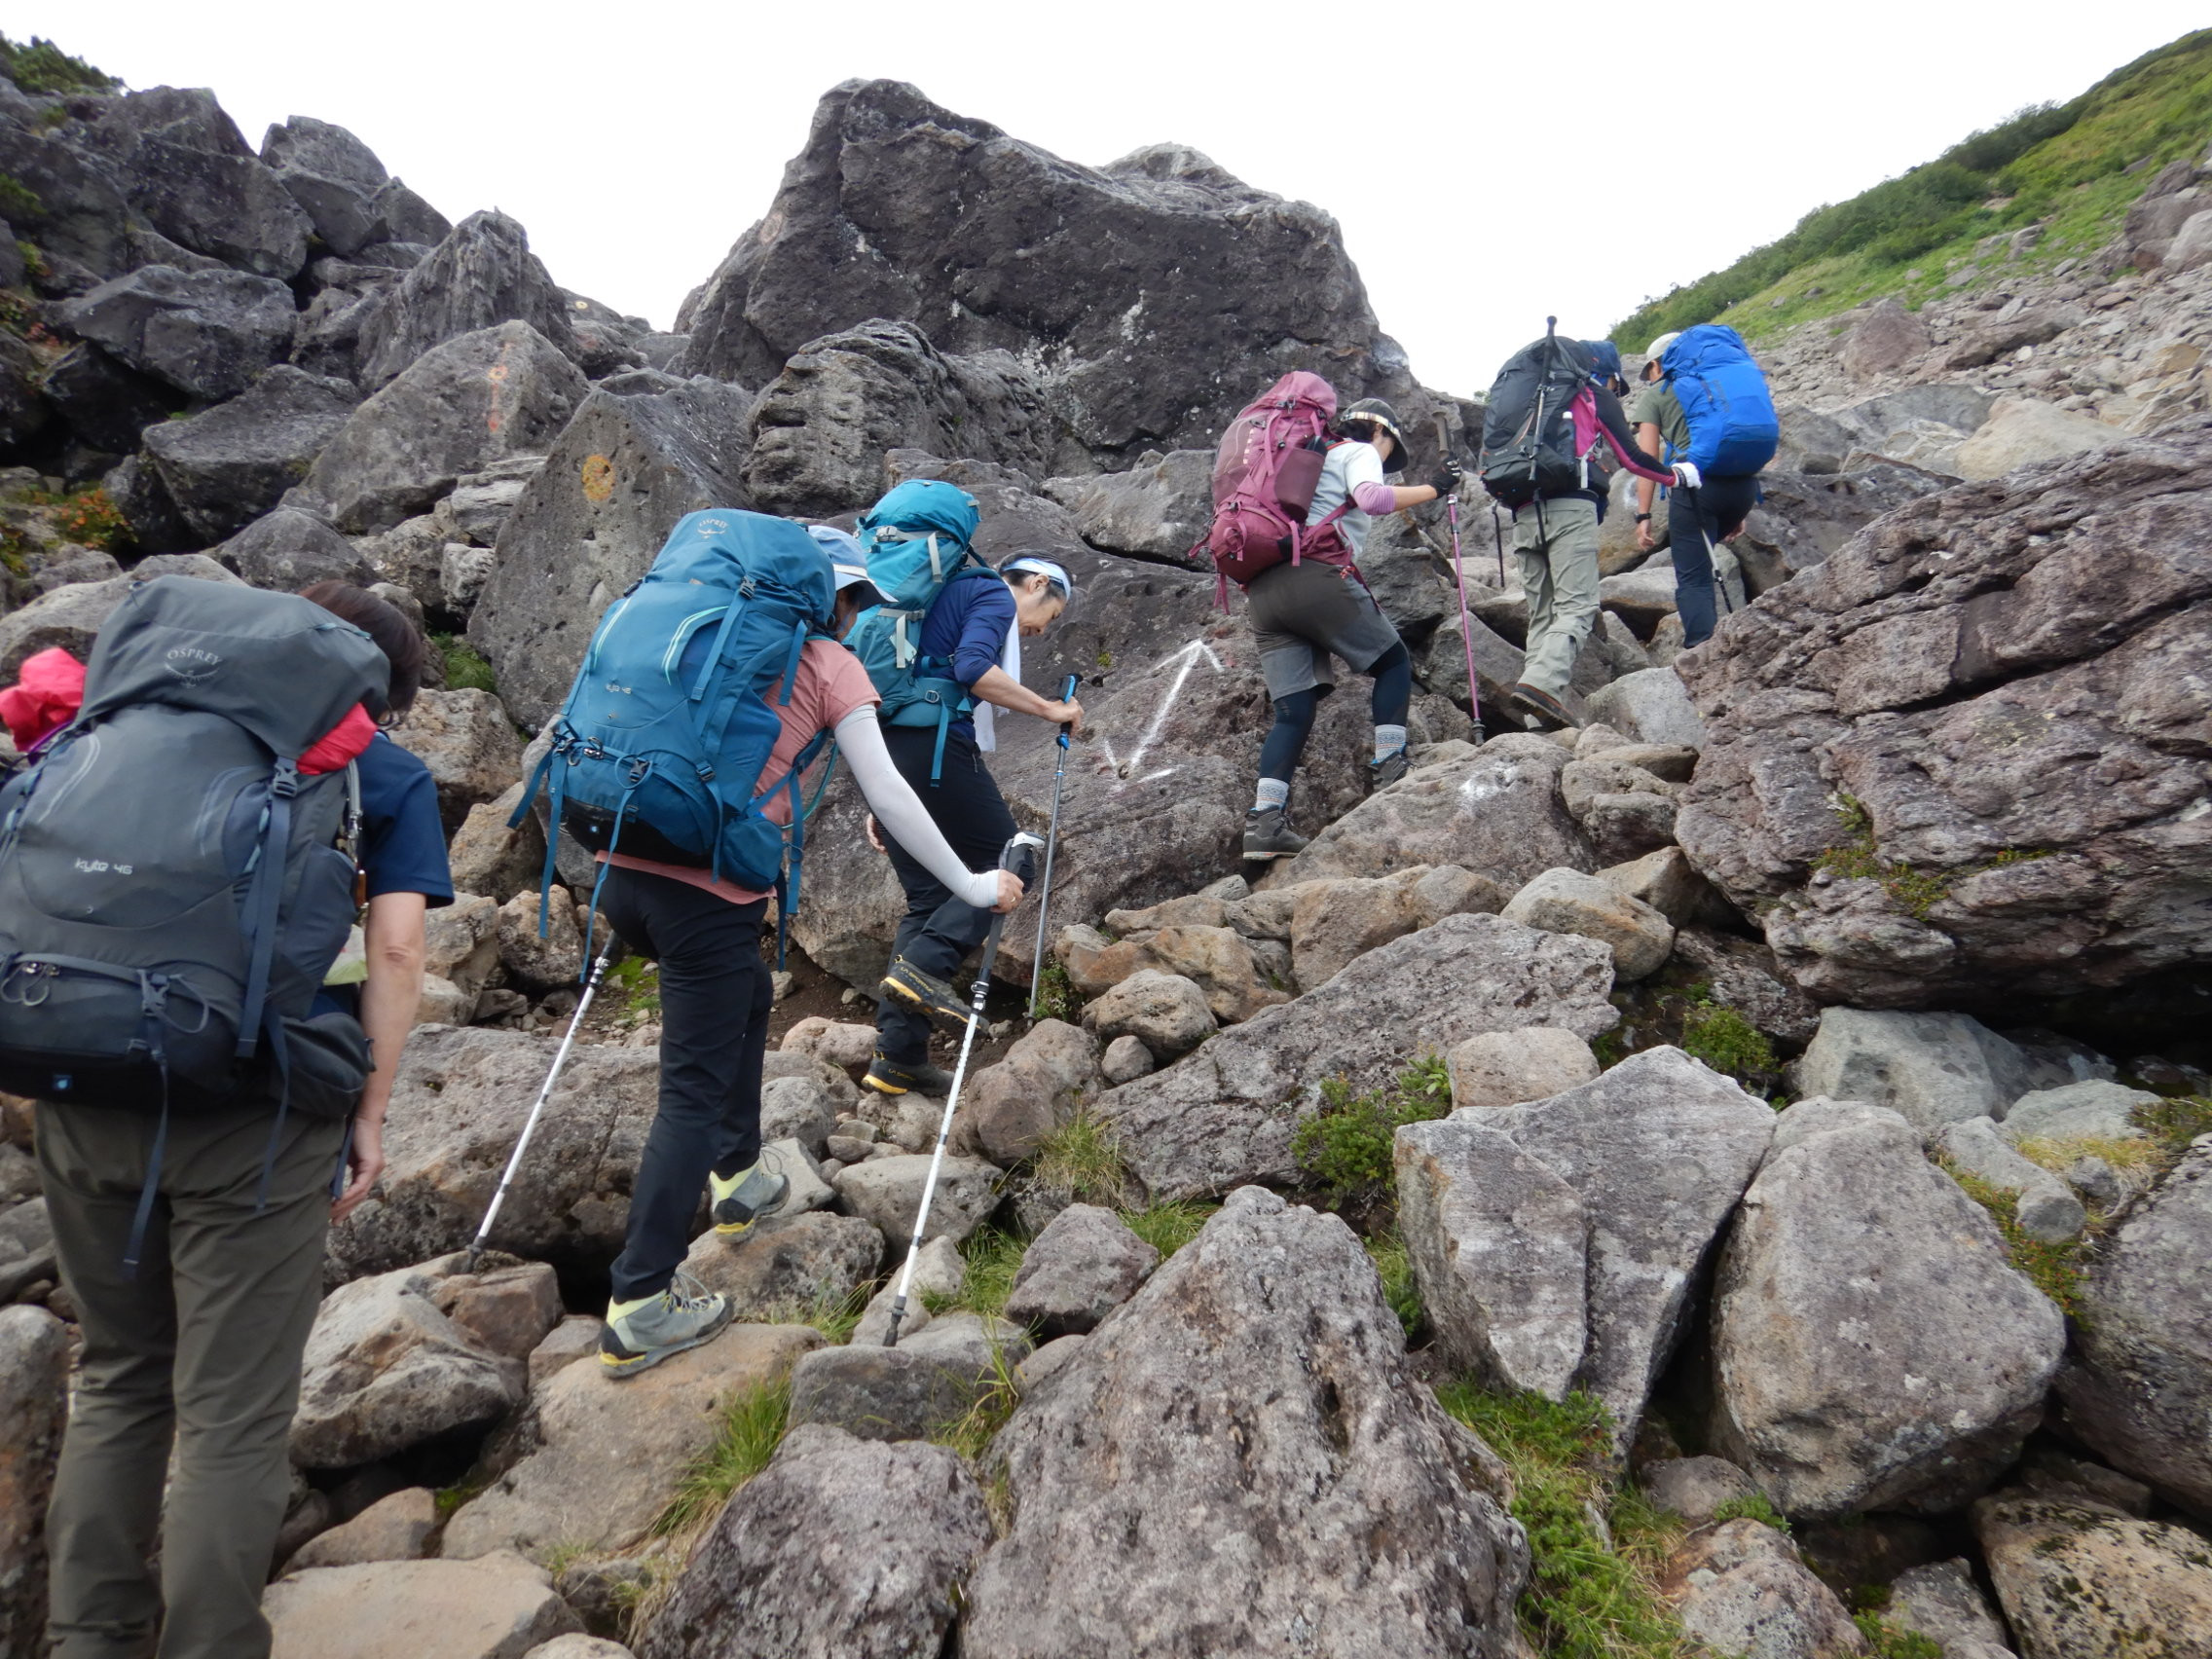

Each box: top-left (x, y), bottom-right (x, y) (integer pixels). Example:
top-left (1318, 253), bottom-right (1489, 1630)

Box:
top-left (865, 555), bottom-right (1082, 1098)
top-left (1508, 341), bottom-right (1677, 731)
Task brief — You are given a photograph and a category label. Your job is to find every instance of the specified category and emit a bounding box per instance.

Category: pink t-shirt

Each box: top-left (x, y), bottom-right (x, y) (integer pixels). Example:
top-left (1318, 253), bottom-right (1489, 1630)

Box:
top-left (598, 640), bottom-right (878, 903)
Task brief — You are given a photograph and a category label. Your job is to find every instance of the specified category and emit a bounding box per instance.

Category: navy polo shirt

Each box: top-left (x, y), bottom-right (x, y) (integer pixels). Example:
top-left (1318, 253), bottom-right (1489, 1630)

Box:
top-left (313, 731), bottom-right (453, 1017)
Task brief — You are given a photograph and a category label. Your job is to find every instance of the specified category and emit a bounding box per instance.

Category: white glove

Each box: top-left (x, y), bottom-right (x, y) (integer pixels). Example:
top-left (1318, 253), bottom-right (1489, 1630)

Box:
top-left (1672, 461), bottom-right (1703, 490)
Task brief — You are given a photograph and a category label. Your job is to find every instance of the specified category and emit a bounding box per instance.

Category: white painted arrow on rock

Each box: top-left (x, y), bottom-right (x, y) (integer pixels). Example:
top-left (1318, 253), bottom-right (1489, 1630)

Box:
top-left (1092, 637), bottom-right (1227, 790)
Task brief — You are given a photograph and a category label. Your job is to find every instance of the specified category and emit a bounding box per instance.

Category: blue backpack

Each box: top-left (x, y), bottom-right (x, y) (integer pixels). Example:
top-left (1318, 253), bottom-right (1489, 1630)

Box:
top-left (515, 509), bottom-right (838, 943)
top-left (1661, 325), bottom-right (1779, 478)
top-left (842, 480), bottom-right (984, 783)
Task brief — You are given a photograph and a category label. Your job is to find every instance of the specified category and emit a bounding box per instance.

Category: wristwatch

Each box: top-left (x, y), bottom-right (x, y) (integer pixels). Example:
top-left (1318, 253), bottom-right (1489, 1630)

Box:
top-left (1634, 512), bottom-right (1651, 523)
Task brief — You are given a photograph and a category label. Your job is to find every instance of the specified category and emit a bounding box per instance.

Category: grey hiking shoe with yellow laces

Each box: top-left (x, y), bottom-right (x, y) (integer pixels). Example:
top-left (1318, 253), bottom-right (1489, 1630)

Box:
top-left (600, 1271), bottom-right (732, 1379)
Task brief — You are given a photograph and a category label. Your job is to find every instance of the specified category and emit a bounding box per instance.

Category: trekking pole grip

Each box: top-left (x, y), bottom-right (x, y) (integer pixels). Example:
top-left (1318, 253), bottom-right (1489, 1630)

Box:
top-left (1055, 673), bottom-right (1079, 747)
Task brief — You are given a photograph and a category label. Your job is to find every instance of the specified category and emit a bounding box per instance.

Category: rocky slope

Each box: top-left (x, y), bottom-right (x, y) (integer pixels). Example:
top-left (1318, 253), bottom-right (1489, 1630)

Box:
top-left (0, 32), bottom-right (2209, 1659)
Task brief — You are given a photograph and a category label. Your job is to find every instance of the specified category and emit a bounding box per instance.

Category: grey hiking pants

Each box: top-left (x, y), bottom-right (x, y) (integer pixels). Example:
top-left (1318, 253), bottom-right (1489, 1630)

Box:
top-left (38, 1100), bottom-right (346, 1659)
top-left (1511, 496), bottom-right (1602, 698)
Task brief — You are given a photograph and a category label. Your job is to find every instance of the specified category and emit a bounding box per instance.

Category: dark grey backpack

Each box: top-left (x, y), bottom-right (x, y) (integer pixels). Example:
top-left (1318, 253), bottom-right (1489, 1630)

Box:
top-left (0, 578), bottom-right (389, 1137)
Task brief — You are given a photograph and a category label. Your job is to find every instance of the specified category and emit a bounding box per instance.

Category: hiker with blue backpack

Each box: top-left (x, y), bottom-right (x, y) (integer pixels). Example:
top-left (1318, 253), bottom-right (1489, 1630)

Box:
top-left (514, 508), bottom-right (1026, 1378)
top-left (1476, 325), bottom-right (1690, 730)
top-left (1629, 326), bottom-right (1777, 647)
top-left (835, 481), bottom-right (1083, 1097)
top-left (0, 578), bottom-right (449, 1659)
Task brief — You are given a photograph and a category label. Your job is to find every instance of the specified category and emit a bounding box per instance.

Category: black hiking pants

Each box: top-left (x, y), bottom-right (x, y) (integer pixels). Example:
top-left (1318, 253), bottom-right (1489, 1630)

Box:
top-left (875, 725), bottom-right (1018, 1066)
top-left (1668, 475), bottom-right (1759, 647)
top-left (598, 866), bottom-right (772, 1303)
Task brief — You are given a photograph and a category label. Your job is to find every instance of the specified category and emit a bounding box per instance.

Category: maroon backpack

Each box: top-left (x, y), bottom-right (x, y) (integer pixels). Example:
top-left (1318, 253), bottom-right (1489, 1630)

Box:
top-left (1198, 372), bottom-right (1355, 604)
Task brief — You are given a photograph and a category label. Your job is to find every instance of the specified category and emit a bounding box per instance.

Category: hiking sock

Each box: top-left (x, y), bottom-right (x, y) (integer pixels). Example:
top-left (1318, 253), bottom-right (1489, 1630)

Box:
top-left (1252, 778), bottom-right (1290, 813)
top-left (711, 1159), bottom-right (758, 1187)
top-left (1372, 724), bottom-right (1408, 763)
top-left (608, 1289), bottom-right (661, 1320)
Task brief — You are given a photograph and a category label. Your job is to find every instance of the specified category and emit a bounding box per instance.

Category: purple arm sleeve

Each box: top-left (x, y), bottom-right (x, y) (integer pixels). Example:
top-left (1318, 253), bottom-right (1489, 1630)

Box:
top-left (1351, 479), bottom-right (1400, 515)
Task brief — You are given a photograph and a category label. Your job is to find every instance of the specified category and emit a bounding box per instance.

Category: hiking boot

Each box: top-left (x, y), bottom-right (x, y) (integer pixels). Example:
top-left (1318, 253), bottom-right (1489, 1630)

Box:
top-left (710, 1160), bottom-right (789, 1237)
top-left (1510, 682), bottom-right (1576, 732)
top-left (865, 1051), bottom-right (955, 1097)
top-left (600, 1272), bottom-right (731, 1379)
top-left (1369, 748), bottom-right (1411, 792)
top-left (879, 957), bottom-right (977, 1034)
top-left (1242, 805), bottom-right (1309, 861)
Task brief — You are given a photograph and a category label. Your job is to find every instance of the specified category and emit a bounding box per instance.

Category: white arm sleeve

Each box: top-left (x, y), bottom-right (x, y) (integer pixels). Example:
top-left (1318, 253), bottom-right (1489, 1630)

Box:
top-left (832, 705), bottom-right (1002, 910)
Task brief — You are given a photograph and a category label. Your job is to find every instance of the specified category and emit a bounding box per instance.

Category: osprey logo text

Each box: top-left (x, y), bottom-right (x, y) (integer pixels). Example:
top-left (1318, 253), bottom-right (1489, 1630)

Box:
top-left (164, 645), bottom-right (223, 684)
top-left (696, 518), bottom-right (728, 535)
top-left (74, 858), bottom-right (135, 875)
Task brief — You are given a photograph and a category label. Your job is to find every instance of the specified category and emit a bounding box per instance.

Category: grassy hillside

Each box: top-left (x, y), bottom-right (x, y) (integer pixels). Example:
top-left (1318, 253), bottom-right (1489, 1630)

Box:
top-left (1611, 30), bottom-right (2212, 350)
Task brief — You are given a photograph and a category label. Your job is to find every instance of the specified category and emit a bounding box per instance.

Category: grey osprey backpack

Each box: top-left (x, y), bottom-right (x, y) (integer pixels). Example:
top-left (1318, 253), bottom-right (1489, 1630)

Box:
top-left (0, 577), bottom-right (389, 1127)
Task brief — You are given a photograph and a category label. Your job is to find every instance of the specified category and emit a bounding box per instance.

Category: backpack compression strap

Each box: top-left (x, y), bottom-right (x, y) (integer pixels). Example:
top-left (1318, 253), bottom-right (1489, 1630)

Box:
top-left (235, 757), bottom-right (300, 1060)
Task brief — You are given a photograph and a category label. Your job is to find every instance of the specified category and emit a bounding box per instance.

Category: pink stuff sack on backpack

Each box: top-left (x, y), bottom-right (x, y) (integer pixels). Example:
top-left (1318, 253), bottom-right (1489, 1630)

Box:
top-left (1198, 372), bottom-right (1353, 605)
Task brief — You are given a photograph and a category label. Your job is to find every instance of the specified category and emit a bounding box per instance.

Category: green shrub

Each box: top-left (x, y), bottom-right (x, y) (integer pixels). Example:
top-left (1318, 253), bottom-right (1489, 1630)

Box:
top-left (0, 174), bottom-right (38, 224)
top-left (1679, 1000), bottom-right (1779, 1091)
top-left (1435, 1384), bottom-right (1689, 1658)
top-left (0, 34), bottom-right (118, 95)
top-left (1030, 957), bottom-right (1082, 1023)
top-left (433, 633), bottom-right (498, 694)
top-left (2133, 1093), bottom-right (2212, 1159)
top-left (1290, 1053), bottom-right (1453, 1205)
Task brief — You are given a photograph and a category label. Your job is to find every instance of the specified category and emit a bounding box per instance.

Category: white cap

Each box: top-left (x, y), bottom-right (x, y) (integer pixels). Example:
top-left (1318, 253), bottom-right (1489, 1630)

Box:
top-left (1645, 331), bottom-right (1681, 360)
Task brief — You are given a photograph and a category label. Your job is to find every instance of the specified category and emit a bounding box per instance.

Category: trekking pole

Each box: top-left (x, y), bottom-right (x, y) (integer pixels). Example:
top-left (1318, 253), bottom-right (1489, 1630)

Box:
top-left (1027, 673), bottom-right (1081, 1019)
top-left (464, 948), bottom-right (612, 1273)
top-left (1433, 414), bottom-right (1484, 743)
top-left (885, 831), bottom-right (1046, 1346)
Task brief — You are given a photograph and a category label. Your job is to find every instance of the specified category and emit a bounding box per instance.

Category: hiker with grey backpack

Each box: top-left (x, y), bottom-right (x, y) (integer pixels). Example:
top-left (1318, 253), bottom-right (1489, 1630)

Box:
top-left (1199, 376), bottom-right (1460, 862)
top-left (0, 577), bottom-right (449, 1659)
top-left (511, 511), bottom-right (1022, 1378)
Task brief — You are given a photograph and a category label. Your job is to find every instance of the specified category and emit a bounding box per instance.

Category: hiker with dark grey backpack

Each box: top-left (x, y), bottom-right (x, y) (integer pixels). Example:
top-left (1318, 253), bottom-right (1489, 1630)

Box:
top-left (0, 578), bottom-right (450, 1659)
top-left (512, 511), bottom-right (1021, 1378)
top-left (1477, 326), bottom-right (1689, 731)
top-left (1198, 378), bottom-right (1460, 861)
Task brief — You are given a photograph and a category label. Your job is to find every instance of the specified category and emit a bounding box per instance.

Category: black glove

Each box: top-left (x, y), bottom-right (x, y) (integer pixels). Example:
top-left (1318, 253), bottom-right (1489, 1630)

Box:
top-left (1427, 459), bottom-right (1463, 498)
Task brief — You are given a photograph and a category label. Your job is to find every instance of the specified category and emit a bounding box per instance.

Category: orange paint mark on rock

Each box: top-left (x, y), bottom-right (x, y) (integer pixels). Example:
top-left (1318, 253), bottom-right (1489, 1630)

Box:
top-left (580, 454), bottom-right (616, 503)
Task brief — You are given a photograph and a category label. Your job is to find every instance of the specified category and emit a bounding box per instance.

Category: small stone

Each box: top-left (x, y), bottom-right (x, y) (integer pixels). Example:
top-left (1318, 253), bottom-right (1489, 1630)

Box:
top-left (1501, 866), bottom-right (1675, 980)
top-left (1641, 1456), bottom-right (1761, 1527)
top-left (526, 1316), bottom-right (601, 1391)
top-left (264, 1552), bottom-right (579, 1658)
top-left (1446, 1028), bottom-right (1601, 1110)
top-left (1099, 1034), bottom-right (1156, 1086)
top-left (831, 1155), bottom-right (1003, 1250)
top-left (1002, 1204), bottom-right (1159, 1338)
top-left (284, 1488), bottom-right (439, 1572)
top-left (1079, 970), bottom-right (1214, 1057)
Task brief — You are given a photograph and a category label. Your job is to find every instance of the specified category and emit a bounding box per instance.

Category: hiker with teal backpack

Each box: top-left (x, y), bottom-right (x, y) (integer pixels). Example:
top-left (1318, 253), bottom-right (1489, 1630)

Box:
top-left (838, 480), bottom-right (1082, 1098)
top-left (1640, 324), bottom-right (1777, 646)
top-left (513, 509), bottom-right (1021, 1377)
top-left (0, 578), bottom-right (448, 1659)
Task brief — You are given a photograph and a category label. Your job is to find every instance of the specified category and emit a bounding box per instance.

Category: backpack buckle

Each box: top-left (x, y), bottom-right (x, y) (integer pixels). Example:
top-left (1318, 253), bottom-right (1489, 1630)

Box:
top-left (625, 756), bottom-right (652, 788)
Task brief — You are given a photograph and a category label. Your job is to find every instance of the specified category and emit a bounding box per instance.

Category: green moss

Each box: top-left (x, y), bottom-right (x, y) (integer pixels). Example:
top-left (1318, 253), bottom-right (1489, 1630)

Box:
top-left (1435, 1384), bottom-right (1690, 1659)
top-left (1612, 30), bottom-right (2212, 348)
top-left (1854, 1612), bottom-right (1943, 1659)
top-left (1711, 1492), bottom-right (1792, 1533)
top-left (653, 1376), bottom-right (789, 1536)
top-left (1029, 957), bottom-right (1081, 1024)
top-left (432, 633), bottom-right (498, 694)
top-left (1940, 1161), bottom-right (2087, 1320)
top-left (1031, 1108), bottom-right (1125, 1206)
top-left (1679, 1003), bottom-right (1779, 1090)
top-left (1290, 1053), bottom-right (1454, 1205)
top-left (0, 34), bottom-right (118, 95)
top-left (1812, 793), bottom-right (2048, 921)
top-left (1591, 1025), bottom-right (1629, 1068)
top-left (1118, 1198), bottom-right (1216, 1260)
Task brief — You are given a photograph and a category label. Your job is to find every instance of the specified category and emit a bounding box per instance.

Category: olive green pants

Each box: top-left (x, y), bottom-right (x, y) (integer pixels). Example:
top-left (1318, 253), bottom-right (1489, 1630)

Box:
top-left (37, 1101), bottom-right (345, 1659)
top-left (1511, 495), bottom-right (1603, 698)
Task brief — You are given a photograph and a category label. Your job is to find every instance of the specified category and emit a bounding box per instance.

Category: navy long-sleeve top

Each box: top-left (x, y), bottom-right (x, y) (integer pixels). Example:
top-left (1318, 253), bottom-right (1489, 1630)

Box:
top-left (917, 569), bottom-right (1014, 739)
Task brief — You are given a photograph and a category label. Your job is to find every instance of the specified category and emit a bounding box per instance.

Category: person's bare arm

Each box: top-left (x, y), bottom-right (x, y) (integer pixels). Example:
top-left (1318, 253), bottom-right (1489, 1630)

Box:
top-left (1634, 423), bottom-right (1663, 549)
top-left (971, 665), bottom-right (1081, 727)
top-left (335, 890), bottom-right (426, 1220)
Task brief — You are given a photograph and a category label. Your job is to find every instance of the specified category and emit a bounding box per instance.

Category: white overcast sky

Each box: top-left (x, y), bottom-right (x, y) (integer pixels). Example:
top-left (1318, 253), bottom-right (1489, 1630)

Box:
top-left (26, 1), bottom-right (2209, 398)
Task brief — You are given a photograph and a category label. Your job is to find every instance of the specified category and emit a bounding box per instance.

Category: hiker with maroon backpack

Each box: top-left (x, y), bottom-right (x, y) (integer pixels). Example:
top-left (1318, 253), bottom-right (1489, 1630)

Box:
top-left (1476, 326), bottom-right (1691, 731)
top-left (1200, 375), bottom-right (1459, 861)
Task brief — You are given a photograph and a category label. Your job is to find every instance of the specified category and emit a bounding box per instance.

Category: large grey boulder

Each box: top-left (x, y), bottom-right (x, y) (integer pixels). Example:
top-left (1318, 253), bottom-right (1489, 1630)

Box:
top-left (0, 1305), bottom-right (68, 1659)
top-left (1710, 1100), bottom-right (2067, 1516)
top-left (830, 1155), bottom-right (1002, 1248)
top-left (1885, 1558), bottom-right (2018, 1659)
top-left (741, 320), bottom-right (1061, 515)
top-left (0, 555), bottom-right (240, 682)
top-left (677, 1210), bottom-right (882, 1317)
top-left (0, 116), bottom-right (134, 280)
top-left (1271, 734), bottom-right (1594, 894)
top-left (58, 264), bottom-right (297, 400)
top-left (0, 1198), bottom-right (55, 1304)
top-left (959, 1018), bottom-right (1104, 1167)
top-left (216, 505), bottom-right (376, 590)
top-left (141, 365), bottom-right (358, 541)
top-left (355, 211), bottom-right (576, 389)
top-left (1043, 449), bottom-right (1211, 561)
top-left (40, 341), bottom-right (182, 453)
top-left (392, 687), bottom-right (526, 832)
top-left (443, 1324), bottom-right (822, 1561)
top-left (960, 1188), bottom-right (1527, 1657)
top-left (467, 380), bottom-right (756, 729)
top-left (291, 1257), bottom-right (525, 1469)
top-left (1098, 912), bottom-right (1617, 1200)
top-left (83, 87), bottom-right (312, 278)
top-left (1999, 1078), bottom-right (2160, 1145)
top-left (289, 320), bottom-right (586, 535)
top-left (2057, 1142), bottom-right (2212, 1518)
top-left (1397, 1048), bottom-right (1774, 1446)
top-left (327, 1026), bottom-right (671, 1278)
top-left (1675, 421), bottom-right (2212, 1007)
top-left (637, 1424), bottom-right (992, 1659)
top-left (1791, 1008), bottom-right (2034, 1132)
top-left (1975, 1495), bottom-right (2212, 1659)
top-left (787, 1314), bottom-right (1031, 1443)
top-left (260, 115), bottom-right (450, 259)
top-left (679, 80), bottom-right (1417, 467)
top-left (1500, 866), bottom-right (1675, 980)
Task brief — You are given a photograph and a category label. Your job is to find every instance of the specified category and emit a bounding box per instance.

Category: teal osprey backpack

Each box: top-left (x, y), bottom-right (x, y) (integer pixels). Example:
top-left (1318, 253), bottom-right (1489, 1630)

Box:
top-left (515, 509), bottom-right (839, 940)
top-left (842, 479), bottom-right (984, 783)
